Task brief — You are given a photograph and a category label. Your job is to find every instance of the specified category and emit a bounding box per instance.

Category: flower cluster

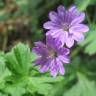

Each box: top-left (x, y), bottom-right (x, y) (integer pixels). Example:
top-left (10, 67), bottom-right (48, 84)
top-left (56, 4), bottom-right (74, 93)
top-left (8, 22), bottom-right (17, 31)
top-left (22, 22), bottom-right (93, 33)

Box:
top-left (32, 5), bottom-right (89, 77)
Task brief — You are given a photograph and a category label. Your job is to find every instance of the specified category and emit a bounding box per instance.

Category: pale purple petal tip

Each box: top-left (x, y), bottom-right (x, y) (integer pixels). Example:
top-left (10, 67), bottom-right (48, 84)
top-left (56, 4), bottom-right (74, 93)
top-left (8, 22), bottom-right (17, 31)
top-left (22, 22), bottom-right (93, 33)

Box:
top-left (73, 32), bottom-right (84, 42)
top-left (58, 55), bottom-right (70, 64)
top-left (71, 13), bottom-right (85, 25)
top-left (56, 58), bottom-right (65, 75)
top-left (57, 5), bottom-right (65, 17)
top-left (70, 24), bottom-right (89, 33)
top-left (66, 37), bottom-right (74, 48)
top-left (49, 11), bottom-right (59, 21)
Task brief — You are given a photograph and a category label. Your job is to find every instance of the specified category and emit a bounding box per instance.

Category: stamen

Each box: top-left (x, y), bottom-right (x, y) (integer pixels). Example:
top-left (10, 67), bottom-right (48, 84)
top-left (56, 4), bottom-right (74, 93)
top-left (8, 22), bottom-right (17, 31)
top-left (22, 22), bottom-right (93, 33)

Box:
top-left (61, 23), bottom-right (69, 31)
top-left (49, 50), bottom-right (56, 58)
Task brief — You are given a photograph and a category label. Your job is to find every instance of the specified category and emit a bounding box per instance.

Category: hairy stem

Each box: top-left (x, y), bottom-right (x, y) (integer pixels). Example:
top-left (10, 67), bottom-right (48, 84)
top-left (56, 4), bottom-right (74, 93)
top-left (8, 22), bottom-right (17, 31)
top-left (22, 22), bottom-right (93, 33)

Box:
top-left (2, 32), bottom-right (8, 51)
top-left (70, 47), bottom-right (81, 58)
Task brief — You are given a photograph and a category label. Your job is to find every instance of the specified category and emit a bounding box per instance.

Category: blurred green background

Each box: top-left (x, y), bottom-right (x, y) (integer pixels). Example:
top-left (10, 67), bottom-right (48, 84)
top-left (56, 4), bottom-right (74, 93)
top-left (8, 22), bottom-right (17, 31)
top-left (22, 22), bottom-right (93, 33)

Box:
top-left (0, 0), bottom-right (96, 96)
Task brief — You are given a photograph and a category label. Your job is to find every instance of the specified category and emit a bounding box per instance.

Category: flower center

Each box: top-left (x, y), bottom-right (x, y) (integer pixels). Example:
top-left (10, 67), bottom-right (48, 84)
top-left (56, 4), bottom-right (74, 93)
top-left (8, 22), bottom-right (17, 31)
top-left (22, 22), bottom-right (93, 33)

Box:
top-left (49, 50), bottom-right (57, 58)
top-left (62, 23), bottom-right (69, 32)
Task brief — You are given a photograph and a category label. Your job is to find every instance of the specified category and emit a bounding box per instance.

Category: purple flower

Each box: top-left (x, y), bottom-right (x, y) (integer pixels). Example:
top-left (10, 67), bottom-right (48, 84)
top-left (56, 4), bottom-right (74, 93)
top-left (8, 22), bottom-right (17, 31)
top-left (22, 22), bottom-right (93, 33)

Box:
top-left (32, 35), bottom-right (70, 77)
top-left (43, 5), bottom-right (89, 48)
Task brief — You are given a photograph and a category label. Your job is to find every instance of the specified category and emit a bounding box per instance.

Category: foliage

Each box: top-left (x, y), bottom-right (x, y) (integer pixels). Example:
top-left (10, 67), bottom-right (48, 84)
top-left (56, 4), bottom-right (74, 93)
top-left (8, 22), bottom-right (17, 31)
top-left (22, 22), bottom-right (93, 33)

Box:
top-left (80, 24), bottom-right (96, 55)
top-left (0, 0), bottom-right (96, 96)
top-left (0, 43), bottom-right (63, 96)
top-left (64, 73), bottom-right (96, 96)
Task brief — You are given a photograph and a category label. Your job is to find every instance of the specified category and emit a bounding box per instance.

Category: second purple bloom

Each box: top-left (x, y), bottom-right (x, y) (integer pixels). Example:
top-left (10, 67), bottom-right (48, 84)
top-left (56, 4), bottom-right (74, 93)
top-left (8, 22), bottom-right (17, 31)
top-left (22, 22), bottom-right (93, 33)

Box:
top-left (32, 35), bottom-right (70, 77)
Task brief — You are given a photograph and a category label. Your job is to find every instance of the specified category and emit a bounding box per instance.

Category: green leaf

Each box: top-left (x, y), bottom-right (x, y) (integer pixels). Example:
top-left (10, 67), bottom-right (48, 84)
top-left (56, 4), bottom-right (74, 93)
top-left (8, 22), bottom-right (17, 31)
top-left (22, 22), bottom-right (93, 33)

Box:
top-left (0, 52), bottom-right (11, 89)
top-left (27, 82), bottom-right (52, 95)
top-left (64, 73), bottom-right (96, 96)
top-left (5, 84), bottom-right (26, 96)
top-left (85, 40), bottom-right (96, 55)
top-left (75, 0), bottom-right (91, 11)
top-left (80, 24), bottom-right (96, 55)
top-left (0, 93), bottom-right (8, 96)
top-left (30, 76), bottom-right (64, 83)
top-left (27, 76), bottom-right (63, 95)
top-left (35, 83), bottom-right (53, 95)
top-left (31, 53), bottom-right (37, 63)
top-left (64, 83), bottom-right (81, 96)
top-left (78, 73), bottom-right (96, 96)
top-left (5, 43), bottom-right (34, 76)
